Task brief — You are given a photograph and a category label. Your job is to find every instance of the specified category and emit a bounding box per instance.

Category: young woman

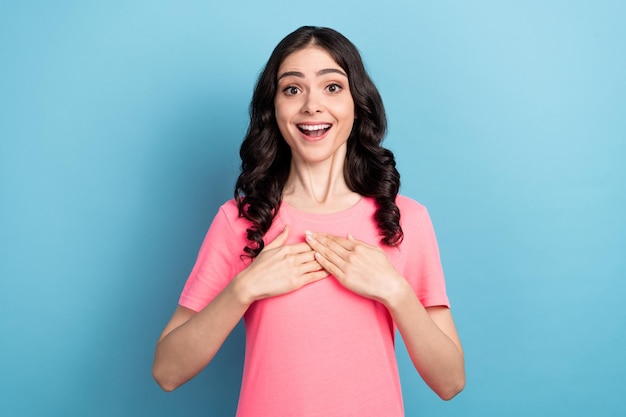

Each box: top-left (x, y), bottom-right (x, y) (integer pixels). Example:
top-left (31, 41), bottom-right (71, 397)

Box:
top-left (153, 26), bottom-right (465, 416)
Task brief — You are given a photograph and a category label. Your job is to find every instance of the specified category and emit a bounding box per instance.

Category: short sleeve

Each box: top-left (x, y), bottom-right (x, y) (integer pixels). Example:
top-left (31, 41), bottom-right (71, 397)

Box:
top-left (397, 196), bottom-right (450, 308)
top-left (179, 200), bottom-right (250, 312)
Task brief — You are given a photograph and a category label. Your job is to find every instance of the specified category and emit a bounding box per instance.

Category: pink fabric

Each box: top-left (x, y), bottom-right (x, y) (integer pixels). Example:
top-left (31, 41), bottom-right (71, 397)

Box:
top-left (179, 196), bottom-right (449, 416)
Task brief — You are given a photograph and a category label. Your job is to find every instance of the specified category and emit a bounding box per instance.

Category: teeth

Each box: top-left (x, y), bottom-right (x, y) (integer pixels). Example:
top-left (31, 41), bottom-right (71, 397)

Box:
top-left (298, 124), bottom-right (331, 131)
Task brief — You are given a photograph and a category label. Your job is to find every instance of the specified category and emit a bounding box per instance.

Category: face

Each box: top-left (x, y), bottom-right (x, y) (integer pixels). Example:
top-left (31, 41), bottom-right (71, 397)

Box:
top-left (274, 45), bottom-right (355, 165)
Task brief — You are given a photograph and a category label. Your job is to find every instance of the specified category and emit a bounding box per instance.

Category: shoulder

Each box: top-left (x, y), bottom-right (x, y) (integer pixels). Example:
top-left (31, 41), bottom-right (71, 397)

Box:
top-left (217, 198), bottom-right (240, 219)
top-left (395, 194), bottom-right (429, 222)
top-left (395, 194), bottom-right (425, 210)
top-left (210, 199), bottom-right (250, 234)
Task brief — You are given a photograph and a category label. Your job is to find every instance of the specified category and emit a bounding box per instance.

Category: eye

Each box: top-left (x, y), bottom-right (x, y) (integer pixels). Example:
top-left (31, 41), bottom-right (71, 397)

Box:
top-left (326, 83), bottom-right (343, 93)
top-left (283, 86), bottom-right (301, 96)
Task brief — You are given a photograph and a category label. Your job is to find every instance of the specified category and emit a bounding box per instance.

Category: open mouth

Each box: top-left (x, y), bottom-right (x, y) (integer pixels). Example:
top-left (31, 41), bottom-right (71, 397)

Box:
top-left (297, 123), bottom-right (331, 138)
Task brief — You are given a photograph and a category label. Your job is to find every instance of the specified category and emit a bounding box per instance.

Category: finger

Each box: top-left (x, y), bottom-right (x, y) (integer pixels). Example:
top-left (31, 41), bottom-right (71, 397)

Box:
top-left (305, 233), bottom-right (349, 271)
top-left (307, 233), bottom-right (352, 263)
top-left (314, 251), bottom-right (345, 279)
top-left (264, 225), bottom-right (290, 250)
top-left (313, 232), bottom-right (355, 252)
top-left (292, 250), bottom-right (318, 265)
top-left (300, 269), bottom-right (330, 286)
top-left (298, 259), bottom-right (325, 274)
top-left (347, 234), bottom-right (375, 249)
top-left (305, 231), bottom-right (340, 253)
top-left (286, 242), bottom-right (319, 254)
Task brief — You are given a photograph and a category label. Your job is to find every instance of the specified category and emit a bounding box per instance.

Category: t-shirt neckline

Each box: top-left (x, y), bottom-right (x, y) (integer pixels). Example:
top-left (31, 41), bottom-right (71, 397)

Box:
top-left (279, 197), bottom-right (369, 222)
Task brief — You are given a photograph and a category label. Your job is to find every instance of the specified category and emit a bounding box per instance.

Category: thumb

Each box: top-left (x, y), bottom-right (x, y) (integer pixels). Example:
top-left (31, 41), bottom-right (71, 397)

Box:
top-left (264, 225), bottom-right (290, 250)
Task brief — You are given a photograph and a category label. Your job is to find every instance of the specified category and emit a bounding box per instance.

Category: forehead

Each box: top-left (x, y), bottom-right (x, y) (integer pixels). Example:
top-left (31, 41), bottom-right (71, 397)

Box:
top-left (277, 46), bottom-right (344, 76)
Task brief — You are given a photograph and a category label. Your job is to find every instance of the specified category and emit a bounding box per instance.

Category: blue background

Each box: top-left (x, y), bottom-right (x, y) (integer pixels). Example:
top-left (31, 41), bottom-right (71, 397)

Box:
top-left (1, 1), bottom-right (624, 416)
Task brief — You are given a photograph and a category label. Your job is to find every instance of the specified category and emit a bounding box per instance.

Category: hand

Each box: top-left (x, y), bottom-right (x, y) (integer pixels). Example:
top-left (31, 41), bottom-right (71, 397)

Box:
top-left (305, 231), bottom-right (405, 305)
top-left (234, 226), bottom-right (328, 304)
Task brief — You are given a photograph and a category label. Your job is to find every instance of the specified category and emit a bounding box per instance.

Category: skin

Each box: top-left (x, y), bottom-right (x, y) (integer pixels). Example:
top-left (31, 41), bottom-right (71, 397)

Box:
top-left (275, 45), bottom-right (358, 211)
top-left (153, 45), bottom-right (465, 400)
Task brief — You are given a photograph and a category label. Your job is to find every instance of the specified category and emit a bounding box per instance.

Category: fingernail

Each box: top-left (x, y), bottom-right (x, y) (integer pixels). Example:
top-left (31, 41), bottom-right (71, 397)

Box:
top-left (305, 230), bottom-right (313, 240)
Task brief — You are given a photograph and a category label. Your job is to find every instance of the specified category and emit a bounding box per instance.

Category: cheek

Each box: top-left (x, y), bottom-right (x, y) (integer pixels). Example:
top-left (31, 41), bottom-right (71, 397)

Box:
top-left (273, 106), bottom-right (291, 141)
top-left (274, 99), bottom-right (295, 123)
top-left (273, 106), bottom-right (287, 129)
top-left (340, 105), bottom-right (356, 126)
top-left (344, 119), bottom-right (355, 137)
top-left (339, 97), bottom-right (356, 121)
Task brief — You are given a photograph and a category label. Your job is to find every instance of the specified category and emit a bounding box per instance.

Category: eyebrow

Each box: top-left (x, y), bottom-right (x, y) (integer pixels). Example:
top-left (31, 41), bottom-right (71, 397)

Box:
top-left (277, 68), bottom-right (347, 81)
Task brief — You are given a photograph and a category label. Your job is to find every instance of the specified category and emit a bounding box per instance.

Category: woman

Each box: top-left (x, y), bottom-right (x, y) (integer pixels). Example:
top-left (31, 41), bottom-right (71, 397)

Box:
top-left (153, 26), bottom-right (465, 416)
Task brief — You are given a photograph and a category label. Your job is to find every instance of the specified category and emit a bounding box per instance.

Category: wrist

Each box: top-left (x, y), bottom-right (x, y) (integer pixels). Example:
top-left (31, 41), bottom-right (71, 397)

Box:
top-left (380, 275), bottom-right (413, 311)
top-left (229, 272), bottom-right (256, 307)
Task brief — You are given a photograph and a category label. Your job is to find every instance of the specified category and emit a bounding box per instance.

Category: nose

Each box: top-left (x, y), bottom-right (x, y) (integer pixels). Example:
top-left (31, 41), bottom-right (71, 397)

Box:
top-left (301, 90), bottom-right (324, 114)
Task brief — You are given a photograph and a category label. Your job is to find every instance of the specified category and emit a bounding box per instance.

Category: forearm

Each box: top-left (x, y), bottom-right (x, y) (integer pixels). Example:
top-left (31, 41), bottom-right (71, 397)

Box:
top-left (152, 279), bottom-right (250, 391)
top-left (384, 280), bottom-right (465, 400)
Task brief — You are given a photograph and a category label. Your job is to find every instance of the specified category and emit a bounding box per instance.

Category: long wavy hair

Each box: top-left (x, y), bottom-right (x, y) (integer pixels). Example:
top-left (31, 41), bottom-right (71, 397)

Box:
top-left (235, 26), bottom-right (402, 257)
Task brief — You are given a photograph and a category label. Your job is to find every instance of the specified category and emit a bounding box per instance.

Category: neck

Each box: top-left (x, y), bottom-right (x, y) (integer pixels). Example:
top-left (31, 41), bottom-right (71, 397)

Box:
top-left (283, 150), bottom-right (360, 213)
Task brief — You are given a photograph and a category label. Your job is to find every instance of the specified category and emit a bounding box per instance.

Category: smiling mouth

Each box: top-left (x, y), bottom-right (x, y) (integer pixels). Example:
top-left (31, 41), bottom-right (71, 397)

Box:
top-left (297, 123), bottom-right (331, 138)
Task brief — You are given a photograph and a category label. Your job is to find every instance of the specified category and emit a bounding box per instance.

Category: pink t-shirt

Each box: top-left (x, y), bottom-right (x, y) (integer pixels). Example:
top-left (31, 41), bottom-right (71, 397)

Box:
top-left (179, 195), bottom-right (449, 416)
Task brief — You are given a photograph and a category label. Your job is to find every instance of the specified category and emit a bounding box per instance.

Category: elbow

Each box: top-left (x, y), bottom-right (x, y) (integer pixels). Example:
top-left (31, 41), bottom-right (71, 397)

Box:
top-left (152, 364), bottom-right (180, 393)
top-left (437, 374), bottom-right (465, 401)
top-left (155, 380), bottom-right (177, 393)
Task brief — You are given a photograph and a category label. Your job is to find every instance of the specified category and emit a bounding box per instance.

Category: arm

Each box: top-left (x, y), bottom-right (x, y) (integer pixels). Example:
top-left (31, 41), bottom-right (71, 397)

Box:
top-left (385, 282), bottom-right (465, 400)
top-left (152, 282), bottom-right (248, 392)
top-left (306, 232), bottom-right (465, 400)
top-left (152, 226), bottom-right (327, 391)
